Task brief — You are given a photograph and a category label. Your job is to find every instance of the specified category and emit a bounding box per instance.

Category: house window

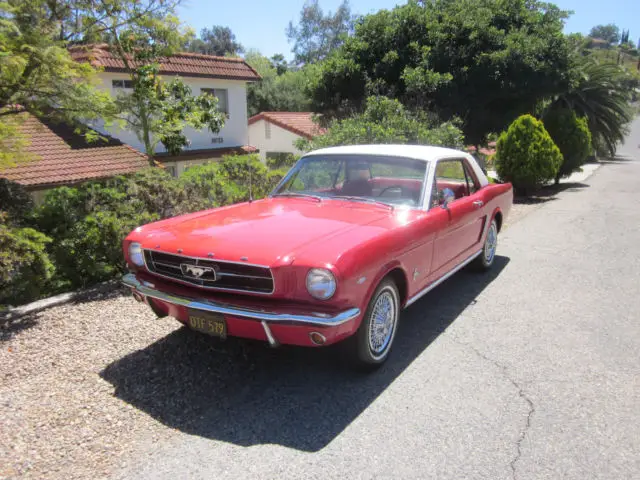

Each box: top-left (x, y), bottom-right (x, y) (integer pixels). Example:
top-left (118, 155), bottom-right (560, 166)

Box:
top-left (112, 79), bottom-right (133, 89)
top-left (201, 88), bottom-right (229, 115)
top-left (265, 122), bottom-right (271, 139)
top-left (165, 165), bottom-right (177, 177)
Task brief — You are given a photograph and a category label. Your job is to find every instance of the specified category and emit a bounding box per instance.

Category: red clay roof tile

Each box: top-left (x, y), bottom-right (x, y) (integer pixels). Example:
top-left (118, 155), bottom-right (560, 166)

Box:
top-left (0, 112), bottom-right (150, 188)
top-left (69, 44), bottom-right (260, 81)
top-left (248, 112), bottom-right (326, 140)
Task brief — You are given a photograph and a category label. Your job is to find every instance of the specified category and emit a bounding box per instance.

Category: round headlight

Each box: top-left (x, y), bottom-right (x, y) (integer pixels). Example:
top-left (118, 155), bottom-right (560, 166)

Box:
top-left (306, 268), bottom-right (336, 300)
top-left (128, 242), bottom-right (145, 267)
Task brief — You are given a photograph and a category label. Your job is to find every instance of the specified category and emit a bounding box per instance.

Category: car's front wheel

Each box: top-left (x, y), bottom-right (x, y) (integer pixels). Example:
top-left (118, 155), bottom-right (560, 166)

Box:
top-left (351, 278), bottom-right (400, 370)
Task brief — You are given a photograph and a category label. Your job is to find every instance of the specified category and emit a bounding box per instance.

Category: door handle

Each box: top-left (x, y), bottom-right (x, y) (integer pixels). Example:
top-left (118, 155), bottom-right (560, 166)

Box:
top-left (473, 200), bottom-right (484, 207)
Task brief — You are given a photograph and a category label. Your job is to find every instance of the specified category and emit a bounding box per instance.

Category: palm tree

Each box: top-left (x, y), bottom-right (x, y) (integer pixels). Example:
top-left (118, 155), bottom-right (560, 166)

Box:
top-left (547, 59), bottom-right (634, 157)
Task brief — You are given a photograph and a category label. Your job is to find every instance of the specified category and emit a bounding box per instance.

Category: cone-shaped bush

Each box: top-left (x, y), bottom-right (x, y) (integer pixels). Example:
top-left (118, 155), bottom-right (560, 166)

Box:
top-left (495, 115), bottom-right (562, 195)
top-left (544, 109), bottom-right (592, 184)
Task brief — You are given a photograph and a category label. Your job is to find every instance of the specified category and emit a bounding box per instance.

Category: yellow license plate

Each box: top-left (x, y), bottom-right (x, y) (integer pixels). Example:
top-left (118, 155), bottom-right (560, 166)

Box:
top-left (187, 310), bottom-right (227, 338)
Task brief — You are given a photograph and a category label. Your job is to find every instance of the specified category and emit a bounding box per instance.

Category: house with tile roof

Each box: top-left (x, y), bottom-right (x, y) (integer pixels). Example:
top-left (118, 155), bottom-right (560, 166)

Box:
top-left (248, 112), bottom-right (326, 163)
top-left (69, 44), bottom-right (261, 176)
top-left (0, 110), bottom-right (150, 203)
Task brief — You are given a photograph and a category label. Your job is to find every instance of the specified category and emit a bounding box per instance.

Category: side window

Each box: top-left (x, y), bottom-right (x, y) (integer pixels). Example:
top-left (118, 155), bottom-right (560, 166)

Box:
top-left (433, 159), bottom-right (469, 206)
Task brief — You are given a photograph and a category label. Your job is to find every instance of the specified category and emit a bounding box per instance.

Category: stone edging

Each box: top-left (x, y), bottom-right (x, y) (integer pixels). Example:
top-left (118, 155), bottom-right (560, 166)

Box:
top-left (1, 280), bottom-right (122, 322)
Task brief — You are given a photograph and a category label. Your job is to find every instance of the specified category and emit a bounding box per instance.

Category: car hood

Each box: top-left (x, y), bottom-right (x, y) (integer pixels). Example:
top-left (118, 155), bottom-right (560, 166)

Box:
top-left (133, 198), bottom-right (394, 267)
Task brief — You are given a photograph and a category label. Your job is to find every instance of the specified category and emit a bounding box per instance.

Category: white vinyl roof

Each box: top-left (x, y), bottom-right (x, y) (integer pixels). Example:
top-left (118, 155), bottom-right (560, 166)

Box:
top-left (304, 144), bottom-right (469, 162)
top-left (303, 144), bottom-right (489, 187)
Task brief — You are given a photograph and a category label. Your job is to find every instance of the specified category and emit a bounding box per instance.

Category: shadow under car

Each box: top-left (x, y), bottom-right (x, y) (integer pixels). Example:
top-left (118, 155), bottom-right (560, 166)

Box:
top-left (100, 255), bottom-right (510, 452)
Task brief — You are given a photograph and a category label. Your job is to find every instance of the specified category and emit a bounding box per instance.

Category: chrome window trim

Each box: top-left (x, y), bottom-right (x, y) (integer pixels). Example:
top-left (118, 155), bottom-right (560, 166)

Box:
top-left (270, 153), bottom-right (431, 211)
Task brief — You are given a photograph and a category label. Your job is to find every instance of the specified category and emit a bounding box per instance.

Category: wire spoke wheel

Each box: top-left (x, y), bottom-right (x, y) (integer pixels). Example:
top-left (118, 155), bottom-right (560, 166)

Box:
top-left (367, 288), bottom-right (397, 358)
top-left (483, 221), bottom-right (498, 264)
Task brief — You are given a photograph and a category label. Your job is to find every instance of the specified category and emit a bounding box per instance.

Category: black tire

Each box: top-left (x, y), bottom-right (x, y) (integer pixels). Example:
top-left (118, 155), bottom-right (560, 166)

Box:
top-left (474, 218), bottom-right (498, 271)
top-left (350, 278), bottom-right (400, 370)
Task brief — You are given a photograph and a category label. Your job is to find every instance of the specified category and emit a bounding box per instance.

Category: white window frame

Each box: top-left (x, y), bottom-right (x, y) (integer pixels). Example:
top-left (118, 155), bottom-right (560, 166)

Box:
top-left (201, 88), bottom-right (229, 116)
top-left (265, 121), bottom-right (271, 140)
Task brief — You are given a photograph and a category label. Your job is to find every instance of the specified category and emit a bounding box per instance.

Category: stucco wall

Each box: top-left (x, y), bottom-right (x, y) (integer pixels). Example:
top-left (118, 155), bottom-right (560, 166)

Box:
top-left (248, 120), bottom-right (306, 162)
top-left (93, 72), bottom-right (250, 155)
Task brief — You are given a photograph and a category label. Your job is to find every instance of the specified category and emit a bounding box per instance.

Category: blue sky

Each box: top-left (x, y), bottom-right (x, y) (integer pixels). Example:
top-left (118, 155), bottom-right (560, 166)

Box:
top-left (178, 0), bottom-right (640, 60)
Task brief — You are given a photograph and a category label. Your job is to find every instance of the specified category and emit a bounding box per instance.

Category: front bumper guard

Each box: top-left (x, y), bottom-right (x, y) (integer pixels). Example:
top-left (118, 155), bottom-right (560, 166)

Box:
top-left (121, 273), bottom-right (361, 329)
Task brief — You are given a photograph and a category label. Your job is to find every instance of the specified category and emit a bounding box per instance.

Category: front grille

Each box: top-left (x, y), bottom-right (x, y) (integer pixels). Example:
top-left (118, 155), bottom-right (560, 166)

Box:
top-left (143, 250), bottom-right (274, 294)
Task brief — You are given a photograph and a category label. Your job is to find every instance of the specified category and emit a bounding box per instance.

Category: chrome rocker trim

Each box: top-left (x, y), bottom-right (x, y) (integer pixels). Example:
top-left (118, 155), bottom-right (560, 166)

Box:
top-left (122, 273), bottom-right (360, 328)
top-left (405, 249), bottom-right (482, 307)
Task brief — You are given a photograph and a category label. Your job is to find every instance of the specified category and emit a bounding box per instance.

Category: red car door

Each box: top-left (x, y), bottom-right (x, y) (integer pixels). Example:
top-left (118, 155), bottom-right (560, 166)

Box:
top-left (430, 158), bottom-right (486, 274)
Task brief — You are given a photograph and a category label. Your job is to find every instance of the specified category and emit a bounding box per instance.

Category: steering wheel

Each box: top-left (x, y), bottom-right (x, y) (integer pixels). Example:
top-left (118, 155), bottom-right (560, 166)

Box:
top-left (377, 185), bottom-right (404, 197)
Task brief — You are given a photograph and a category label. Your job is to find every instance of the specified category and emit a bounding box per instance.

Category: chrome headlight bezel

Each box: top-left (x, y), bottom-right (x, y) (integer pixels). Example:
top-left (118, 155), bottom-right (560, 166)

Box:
top-left (128, 242), bottom-right (145, 267)
top-left (305, 268), bottom-right (337, 300)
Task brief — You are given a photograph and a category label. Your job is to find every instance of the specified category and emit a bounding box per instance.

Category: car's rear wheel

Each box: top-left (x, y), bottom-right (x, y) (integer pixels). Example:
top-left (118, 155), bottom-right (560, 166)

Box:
top-left (474, 218), bottom-right (498, 271)
top-left (351, 278), bottom-right (400, 370)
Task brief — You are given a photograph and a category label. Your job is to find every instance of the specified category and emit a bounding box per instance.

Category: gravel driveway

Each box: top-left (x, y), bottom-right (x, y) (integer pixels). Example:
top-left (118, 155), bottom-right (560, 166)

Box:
top-left (1, 128), bottom-right (637, 479)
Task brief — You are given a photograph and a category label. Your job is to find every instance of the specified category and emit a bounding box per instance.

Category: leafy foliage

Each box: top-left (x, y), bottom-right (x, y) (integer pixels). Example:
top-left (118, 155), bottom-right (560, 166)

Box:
top-left (77, 0), bottom-right (226, 158)
top-left (549, 59), bottom-right (634, 157)
top-left (0, 178), bottom-right (35, 225)
top-left (308, 0), bottom-right (572, 145)
top-left (113, 64), bottom-right (225, 157)
top-left (0, 213), bottom-right (54, 306)
top-left (298, 96), bottom-right (464, 151)
top-left (544, 109), bottom-right (592, 182)
top-left (286, 0), bottom-right (355, 65)
top-left (180, 155), bottom-right (287, 212)
top-left (186, 25), bottom-right (244, 56)
top-left (495, 115), bottom-right (562, 194)
top-left (0, 0), bottom-right (114, 167)
top-left (245, 50), bottom-right (316, 116)
top-left (589, 24), bottom-right (621, 45)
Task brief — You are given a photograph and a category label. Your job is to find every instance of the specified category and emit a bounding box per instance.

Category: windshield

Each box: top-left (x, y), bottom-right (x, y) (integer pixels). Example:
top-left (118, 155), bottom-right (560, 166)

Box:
top-left (273, 154), bottom-right (428, 207)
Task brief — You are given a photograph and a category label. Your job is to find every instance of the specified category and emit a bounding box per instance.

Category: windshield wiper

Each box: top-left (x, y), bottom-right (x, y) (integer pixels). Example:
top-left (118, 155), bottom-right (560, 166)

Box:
top-left (329, 195), bottom-right (394, 210)
top-left (272, 192), bottom-right (323, 202)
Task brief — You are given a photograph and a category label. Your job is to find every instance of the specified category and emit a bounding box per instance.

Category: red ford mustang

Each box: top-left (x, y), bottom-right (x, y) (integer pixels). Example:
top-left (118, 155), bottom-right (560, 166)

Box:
top-left (122, 145), bottom-right (512, 368)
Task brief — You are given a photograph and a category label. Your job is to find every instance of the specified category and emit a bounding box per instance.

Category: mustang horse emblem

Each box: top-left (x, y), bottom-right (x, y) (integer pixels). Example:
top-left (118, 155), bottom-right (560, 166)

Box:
top-left (180, 264), bottom-right (216, 280)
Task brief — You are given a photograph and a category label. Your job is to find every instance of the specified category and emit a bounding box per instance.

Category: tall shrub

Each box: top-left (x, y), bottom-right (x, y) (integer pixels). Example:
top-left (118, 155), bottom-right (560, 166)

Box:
top-left (544, 109), bottom-right (592, 183)
top-left (0, 213), bottom-right (54, 307)
top-left (495, 115), bottom-right (562, 195)
top-left (33, 169), bottom-right (182, 290)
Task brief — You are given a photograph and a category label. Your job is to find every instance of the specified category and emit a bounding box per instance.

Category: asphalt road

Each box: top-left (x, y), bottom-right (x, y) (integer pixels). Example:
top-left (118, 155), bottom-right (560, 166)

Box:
top-left (110, 119), bottom-right (640, 480)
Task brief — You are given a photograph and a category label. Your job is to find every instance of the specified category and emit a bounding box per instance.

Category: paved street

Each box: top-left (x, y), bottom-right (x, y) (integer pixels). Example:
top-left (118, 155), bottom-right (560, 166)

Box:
top-left (110, 119), bottom-right (640, 480)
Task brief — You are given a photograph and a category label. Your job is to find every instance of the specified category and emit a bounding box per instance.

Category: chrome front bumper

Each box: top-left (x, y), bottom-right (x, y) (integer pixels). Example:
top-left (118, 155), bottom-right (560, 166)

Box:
top-left (121, 273), bottom-right (360, 328)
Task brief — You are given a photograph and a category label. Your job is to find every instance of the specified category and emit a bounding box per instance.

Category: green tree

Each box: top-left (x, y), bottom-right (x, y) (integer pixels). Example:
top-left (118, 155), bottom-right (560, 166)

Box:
top-left (245, 50), bottom-right (314, 116)
top-left (544, 109), bottom-right (592, 183)
top-left (620, 29), bottom-right (630, 45)
top-left (79, 0), bottom-right (227, 160)
top-left (298, 96), bottom-right (464, 151)
top-left (270, 54), bottom-right (289, 75)
top-left (308, 0), bottom-right (571, 145)
top-left (0, 0), bottom-right (114, 167)
top-left (286, 0), bottom-right (355, 65)
top-left (589, 24), bottom-right (620, 45)
top-left (186, 25), bottom-right (244, 56)
top-left (495, 114), bottom-right (562, 194)
top-left (548, 59), bottom-right (633, 157)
